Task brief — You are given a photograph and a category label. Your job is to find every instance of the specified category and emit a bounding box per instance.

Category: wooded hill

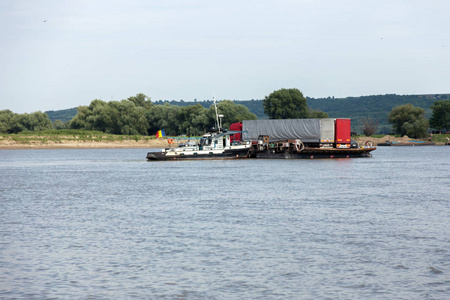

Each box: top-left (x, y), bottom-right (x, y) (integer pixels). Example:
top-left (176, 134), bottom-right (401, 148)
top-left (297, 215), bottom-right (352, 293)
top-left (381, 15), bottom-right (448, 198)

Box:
top-left (46, 94), bottom-right (450, 134)
top-left (45, 107), bottom-right (78, 123)
top-left (307, 94), bottom-right (450, 134)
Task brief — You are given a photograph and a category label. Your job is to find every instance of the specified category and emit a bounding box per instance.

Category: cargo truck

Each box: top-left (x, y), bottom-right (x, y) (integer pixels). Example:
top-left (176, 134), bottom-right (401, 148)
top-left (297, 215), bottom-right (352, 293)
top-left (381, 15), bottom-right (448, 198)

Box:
top-left (230, 118), bottom-right (352, 148)
top-left (228, 118), bottom-right (374, 158)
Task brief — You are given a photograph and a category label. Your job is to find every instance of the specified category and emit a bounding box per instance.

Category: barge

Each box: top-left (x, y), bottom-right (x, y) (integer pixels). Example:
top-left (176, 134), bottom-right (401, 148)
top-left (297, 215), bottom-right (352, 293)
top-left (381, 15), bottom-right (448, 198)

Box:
top-left (247, 137), bottom-right (374, 159)
top-left (147, 117), bottom-right (376, 160)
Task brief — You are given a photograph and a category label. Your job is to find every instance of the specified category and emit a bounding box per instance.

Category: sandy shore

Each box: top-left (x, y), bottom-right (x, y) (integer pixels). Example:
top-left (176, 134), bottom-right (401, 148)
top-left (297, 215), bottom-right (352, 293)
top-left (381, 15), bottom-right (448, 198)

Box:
top-left (0, 138), bottom-right (169, 150)
top-left (353, 135), bottom-right (441, 145)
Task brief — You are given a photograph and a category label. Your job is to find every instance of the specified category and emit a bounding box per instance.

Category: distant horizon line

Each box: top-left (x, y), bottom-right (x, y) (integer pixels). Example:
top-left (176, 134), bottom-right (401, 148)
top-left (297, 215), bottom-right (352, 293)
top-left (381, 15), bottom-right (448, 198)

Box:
top-left (151, 92), bottom-right (450, 102)
top-left (41, 92), bottom-right (450, 113)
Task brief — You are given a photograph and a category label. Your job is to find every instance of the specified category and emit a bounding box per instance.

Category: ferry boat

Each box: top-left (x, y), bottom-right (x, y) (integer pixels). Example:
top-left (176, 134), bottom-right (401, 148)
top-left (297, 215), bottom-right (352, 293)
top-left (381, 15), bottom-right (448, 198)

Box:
top-left (147, 99), bottom-right (376, 161)
top-left (146, 130), bottom-right (252, 161)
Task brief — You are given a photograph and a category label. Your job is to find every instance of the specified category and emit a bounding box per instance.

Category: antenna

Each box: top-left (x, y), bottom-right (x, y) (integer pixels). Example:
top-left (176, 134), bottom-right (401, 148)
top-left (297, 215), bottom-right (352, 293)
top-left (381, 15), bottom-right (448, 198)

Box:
top-left (213, 96), bottom-right (220, 130)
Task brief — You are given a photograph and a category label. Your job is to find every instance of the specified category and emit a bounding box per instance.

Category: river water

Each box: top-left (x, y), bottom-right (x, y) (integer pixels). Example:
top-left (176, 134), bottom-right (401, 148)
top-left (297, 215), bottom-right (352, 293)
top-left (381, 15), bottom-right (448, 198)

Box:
top-left (0, 146), bottom-right (449, 299)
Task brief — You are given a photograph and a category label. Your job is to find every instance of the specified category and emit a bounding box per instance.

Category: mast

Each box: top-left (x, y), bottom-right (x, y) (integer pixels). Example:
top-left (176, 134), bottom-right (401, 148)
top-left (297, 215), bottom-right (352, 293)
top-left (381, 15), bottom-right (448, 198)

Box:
top-left (213, 96), bottom-right (220, 131)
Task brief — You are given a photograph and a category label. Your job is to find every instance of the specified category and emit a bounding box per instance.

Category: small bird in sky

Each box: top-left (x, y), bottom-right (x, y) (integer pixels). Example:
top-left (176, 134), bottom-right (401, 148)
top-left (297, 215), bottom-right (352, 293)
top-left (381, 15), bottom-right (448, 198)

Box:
top-left (43, 20), bottom-right (47, 22)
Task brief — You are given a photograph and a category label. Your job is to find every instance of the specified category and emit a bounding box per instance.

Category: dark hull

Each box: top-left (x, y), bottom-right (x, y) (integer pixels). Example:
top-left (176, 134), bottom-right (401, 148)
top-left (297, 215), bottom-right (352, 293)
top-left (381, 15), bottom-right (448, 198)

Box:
top-left (252, 147), bottom-right (375, 159)
top-left (147, 148), bottom-right (250, 161)
top-left (147, 147), bottom-right (375, 160)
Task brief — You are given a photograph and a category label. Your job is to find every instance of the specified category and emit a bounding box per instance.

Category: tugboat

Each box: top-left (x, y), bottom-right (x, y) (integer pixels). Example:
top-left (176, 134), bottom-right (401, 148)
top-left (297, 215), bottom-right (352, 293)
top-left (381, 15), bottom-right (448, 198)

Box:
top-left (146, 130), bottom-right (252, 160)
top-left (146, 100), bottom-right (252, 161)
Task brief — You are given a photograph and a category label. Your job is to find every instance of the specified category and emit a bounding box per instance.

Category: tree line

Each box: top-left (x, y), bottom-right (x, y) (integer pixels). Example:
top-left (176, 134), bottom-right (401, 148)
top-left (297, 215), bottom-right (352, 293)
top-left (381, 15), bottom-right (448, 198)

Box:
top-left (0, 95), bottom-right (256, 136)
top-left (67, 94), bottom-right (257, 136)
top-left (361, 100), bottom-right (450, 138)
top-left (0, 110), bottom-right (53, 134)
top-left (66, 89), bottom-right (325, 136)
top-left (44, 92), bottom-right (450, 130)
top-left (2, 90), bottom-right (450, 138)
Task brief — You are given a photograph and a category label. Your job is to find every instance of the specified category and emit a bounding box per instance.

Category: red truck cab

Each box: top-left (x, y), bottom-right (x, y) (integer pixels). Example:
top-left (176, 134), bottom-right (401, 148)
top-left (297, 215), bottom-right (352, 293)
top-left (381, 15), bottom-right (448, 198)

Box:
top-left (335, 119), bottom-right (351, 148)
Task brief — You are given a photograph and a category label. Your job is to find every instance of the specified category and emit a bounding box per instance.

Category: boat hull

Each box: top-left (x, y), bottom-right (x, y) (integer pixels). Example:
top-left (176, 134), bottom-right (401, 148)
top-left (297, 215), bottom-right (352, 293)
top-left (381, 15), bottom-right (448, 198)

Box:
top-left (251, 147), bottom-right (375, 159)
top-left (147, 147), bottom-right (375, 160)
top-left (147, 148), bottom-right (250, 161)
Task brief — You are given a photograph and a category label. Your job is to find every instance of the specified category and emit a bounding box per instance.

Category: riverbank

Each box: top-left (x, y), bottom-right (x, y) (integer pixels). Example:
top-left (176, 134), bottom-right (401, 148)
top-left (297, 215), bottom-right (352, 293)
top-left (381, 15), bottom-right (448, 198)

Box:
top-left (0, 135), bottom-right (169, 149)
top-left (1, 133), bottom-right (448, 150)
top-left (353, 135), bottom-right (448, 146)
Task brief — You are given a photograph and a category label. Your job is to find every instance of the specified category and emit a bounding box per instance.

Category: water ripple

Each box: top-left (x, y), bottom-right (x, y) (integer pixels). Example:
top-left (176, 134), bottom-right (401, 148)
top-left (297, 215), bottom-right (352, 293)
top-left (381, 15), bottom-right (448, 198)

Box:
top-left (0, 147), bottom-right (449, 299)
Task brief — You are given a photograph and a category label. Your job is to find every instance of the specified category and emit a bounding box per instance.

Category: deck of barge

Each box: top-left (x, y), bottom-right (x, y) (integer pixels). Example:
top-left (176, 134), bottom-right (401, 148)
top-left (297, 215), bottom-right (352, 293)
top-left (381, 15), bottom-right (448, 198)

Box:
top-left (252, 147), bottom-right (376, 159)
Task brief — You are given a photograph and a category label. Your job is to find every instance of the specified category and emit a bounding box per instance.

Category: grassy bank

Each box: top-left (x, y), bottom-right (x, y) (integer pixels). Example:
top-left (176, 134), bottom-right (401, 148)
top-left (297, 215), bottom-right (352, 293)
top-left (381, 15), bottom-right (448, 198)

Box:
top-left (0, 130), bottom-right (170, 149)
top-left (0, 130), bottom-right (156, 144)
top-left (430, 133), bottom-right (450, 143)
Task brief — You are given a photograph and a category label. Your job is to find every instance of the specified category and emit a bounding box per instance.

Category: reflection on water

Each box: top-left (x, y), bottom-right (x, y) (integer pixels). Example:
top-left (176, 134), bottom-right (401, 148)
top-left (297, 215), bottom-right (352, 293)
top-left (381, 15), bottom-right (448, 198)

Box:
top-left (0, 147), bottom-right (449, 299)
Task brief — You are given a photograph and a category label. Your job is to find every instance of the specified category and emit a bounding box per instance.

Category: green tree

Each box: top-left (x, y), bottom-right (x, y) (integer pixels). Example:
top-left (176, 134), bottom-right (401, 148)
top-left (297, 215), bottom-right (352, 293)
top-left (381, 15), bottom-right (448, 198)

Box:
top-left (69, 98), bottom-right (150, 135)
top-left (0, 112), bottom-right (8, 133)
top-left (0, 110), bottom-right (22, 133)
top-left (22, 111), bottom-right (53, 131)
top-left (69, 105), bottom-right (94, 130)
top-left (429, 100), bottom-right (450, 131)
top-left (190, 111), bottom-right (211, 135)
top-left (146, 103), bottom-right (181, 136)
top-left (308, 109), bottom-right (329, 118)
top-left (263, 88), bottom-right (309, 119)
top-left (92, 100), bottom-right (119, 133)
top-left (114, 100), bottom-right (149, 135)
top-left (388, 103), bottom-right (429, 138)
top-left (1, 110), bottom-right (53, 133)
top-left (53, 120), bottom-right (68, 129)
top-left (0, 110), bottom-right (52, 133)
top-left (176, 104), bottom-right (211, 136)
top-left (127, 93), bottom-right (152, 110)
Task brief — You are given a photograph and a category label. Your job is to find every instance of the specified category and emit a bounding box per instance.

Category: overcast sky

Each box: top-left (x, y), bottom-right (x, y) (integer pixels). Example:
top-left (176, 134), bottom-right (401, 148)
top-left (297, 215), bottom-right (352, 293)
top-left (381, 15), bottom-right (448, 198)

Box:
top-left (1, 0), bottom-right (449, 113)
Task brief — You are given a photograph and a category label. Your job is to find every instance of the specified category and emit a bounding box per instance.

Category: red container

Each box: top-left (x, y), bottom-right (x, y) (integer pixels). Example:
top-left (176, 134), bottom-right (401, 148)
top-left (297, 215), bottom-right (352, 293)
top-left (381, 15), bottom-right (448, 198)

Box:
top-left (335, 119), bottom-right (351, 145)
top-left (229, 122), bottom-right (242, 142)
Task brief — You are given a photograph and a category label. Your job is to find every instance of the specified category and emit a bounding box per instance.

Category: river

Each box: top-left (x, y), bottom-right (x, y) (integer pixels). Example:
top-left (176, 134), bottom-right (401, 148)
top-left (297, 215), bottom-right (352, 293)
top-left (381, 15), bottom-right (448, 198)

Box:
top-left (0, 147), bottom-right (449, 299)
